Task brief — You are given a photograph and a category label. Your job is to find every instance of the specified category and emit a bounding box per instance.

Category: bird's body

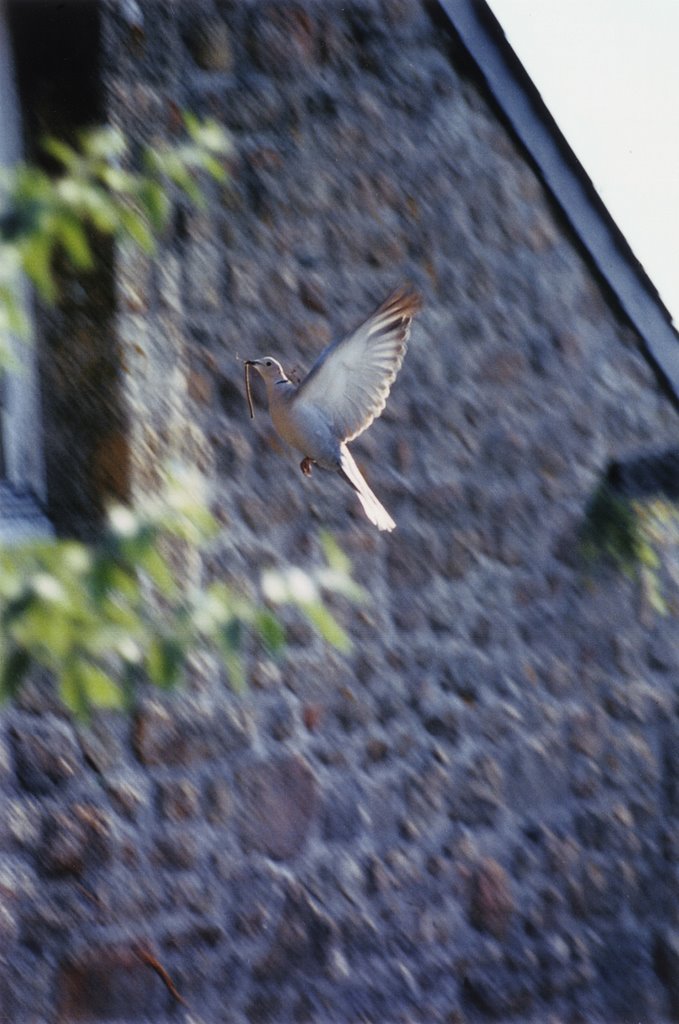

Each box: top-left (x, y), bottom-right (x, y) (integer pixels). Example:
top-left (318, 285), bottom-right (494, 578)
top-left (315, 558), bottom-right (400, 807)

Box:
top-left (246, 287), bottom-right (421, 531)
top-left (268, 381), bottom-right (341, 469)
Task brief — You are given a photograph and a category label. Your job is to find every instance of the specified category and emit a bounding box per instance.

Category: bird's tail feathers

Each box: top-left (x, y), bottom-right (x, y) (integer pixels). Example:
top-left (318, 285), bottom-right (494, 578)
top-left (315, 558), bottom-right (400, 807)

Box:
top-left (339, 447), bottom-right (396, 532)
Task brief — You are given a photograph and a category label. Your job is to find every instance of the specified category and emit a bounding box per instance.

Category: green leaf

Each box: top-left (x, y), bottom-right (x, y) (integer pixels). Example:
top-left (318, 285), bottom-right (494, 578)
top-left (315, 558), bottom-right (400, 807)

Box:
top-left (42, 137), bottom-right (79, 170)
top-left (2, 589), bottom-right (37, 626)
top-left (190, 583), bottom-right (235, 636)
top-left (20, 234), bottom-right (56, 301)
top-left (137, 180), bottom-right (171, 232)
top-left (221, 647), bottom-right (246, 693)
top-left (59, 662), bottom-right (88, 717)
top-left (145, 561), bottom-right (180, 602)
top-left (117, 525), bottom-right (160, 570)
top-left (135, 546), bottom-right (178, 599)
top-left (214, 618), bottom-right (246, 691)
top-left (79, 126), bottom-right (127, 161)
top-left (319, 530), bottom-right (352, 575)
top-left (79, 661), bottom-right (125, 708)
top-left (120, 662), bottom-right (138, 709)
top-left (300, 602), bottom-right (352, 653)
top-left (220, 618), bottom-right (242, 653)
top-left (255, 610), bottom-right (286, 653)
top-left (183, 115), bottom-right (232, 155)
top-left (199, 153), bottom-right (227, 183)
top-left (642, 566), bottom-right (668, 616)
top-left (99, 166), bottom-right (137, 195)
top-left (182, 111), bottom-right (201, 139)
top-left (156, 151), bottom-right (203, 205)
top-left (17, 603), bottom-right (72, 661)
top-left (118, 207), bottom-right (155, 253)
top-left (638, 541), bottom-right (660, 570)
top-left (146, 636), bottom-right (186, 689)
top-left (89, 555), bottom-right (118, 602)
top-left (0, 284), bottom-right (28, 337)
top-left (0, 644), bottom-right (31, 701)
top-left (56, 179), bottom-right (120, 234)
top-left (54, 213), bottom-right (94, 270)
top-left (84, 191), bottom-right (120, 234)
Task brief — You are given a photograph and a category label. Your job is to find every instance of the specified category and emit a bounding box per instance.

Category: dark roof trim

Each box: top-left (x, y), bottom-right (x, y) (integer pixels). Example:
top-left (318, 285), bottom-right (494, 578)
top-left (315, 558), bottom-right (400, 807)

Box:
top-left (438, 0), bottom-right (679, 400)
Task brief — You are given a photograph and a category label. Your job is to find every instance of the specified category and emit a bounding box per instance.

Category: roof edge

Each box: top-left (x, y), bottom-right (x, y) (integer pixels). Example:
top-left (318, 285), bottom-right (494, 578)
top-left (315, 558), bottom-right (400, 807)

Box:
top-left (438, 0), bottom-right (679, 402)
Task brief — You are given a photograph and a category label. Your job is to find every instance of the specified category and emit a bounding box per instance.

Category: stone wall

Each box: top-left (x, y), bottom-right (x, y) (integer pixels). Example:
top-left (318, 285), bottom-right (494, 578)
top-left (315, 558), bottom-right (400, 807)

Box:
top-left (2, 1), bottom-right (679, 1021)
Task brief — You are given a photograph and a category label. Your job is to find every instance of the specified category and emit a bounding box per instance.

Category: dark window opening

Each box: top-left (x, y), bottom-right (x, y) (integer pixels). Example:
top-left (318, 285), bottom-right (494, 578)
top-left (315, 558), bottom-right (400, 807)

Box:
top-left (607, 449), bottom-right (679, 502)
top-left (7, 0), bottom-right (103, 159)
top-left (6, 0), bottom-right (130, 538)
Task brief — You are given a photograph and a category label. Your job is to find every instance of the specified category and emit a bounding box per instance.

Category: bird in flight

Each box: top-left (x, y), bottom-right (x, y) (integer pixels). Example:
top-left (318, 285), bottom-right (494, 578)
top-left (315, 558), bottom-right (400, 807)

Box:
top-left (245, 287), bottom-right (421, 531)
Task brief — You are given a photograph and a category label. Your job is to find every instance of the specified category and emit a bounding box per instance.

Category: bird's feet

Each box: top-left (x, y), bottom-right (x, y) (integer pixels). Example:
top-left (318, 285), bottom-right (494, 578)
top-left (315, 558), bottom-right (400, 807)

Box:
top-left (300, 457), bottom-right (314, 477)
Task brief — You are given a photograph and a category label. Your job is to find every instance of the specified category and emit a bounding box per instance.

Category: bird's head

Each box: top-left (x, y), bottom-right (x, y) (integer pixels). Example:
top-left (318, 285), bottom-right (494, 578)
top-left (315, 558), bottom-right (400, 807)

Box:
top-left (243, 357), bottom-right (290, 419)
top-left (244, 357), bottom-right (287, 383)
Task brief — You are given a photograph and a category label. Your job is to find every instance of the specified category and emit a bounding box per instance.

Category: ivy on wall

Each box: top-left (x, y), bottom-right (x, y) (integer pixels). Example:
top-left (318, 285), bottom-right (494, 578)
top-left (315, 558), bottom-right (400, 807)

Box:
top-left (581, 466), bottom-right (679, 615)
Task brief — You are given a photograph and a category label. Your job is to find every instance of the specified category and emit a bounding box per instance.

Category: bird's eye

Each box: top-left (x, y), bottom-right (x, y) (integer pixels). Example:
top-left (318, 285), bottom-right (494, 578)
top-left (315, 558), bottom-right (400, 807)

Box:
top-left (266, 360), bottom-right (272, 366)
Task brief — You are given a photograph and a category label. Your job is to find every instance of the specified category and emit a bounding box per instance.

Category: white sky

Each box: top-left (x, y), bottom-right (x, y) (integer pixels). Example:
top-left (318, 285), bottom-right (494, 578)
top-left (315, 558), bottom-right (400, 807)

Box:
top-left (489, 0), bottom-right (679, 324)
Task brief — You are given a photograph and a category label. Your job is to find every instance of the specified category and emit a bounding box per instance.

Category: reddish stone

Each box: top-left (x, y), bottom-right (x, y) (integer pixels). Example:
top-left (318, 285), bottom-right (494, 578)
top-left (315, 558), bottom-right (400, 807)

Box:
top-left (11, 718), bottom-right (82, 794)
top-left (187, 369), bottom-right (213, 406)
top-left (298, 276), bottom-right (328, 314)
top-left (237, 754), bottom-right (317, 861)
top-left (469, 858), bottom-right (515, 939)
top-left (157, 779), bottom-right (202, 822)
top-left (133, 698), bottom-right (252, 767)
top-left (479, 348), bottom-right (528, 385)
top-left (40, 804), bottom-right (113, 877)
top-left (250, 4), bottom-right (319, 75)
top-left (302, 703), bottom-right (324, 731)
top-left (57, 944), bottom-right (170, 1021)
top-left (184, 16), bottom-right (233, 71)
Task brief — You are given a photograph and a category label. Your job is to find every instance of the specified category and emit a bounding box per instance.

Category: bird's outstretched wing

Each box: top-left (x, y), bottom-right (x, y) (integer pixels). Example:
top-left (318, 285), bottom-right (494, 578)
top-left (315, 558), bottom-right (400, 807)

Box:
top-left (294, 287), bottom-right (421, 442)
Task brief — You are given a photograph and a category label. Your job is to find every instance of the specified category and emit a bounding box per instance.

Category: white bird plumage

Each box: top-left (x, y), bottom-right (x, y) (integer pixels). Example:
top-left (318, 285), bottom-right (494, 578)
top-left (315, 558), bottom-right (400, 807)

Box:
top-left (245, 287), bottom-right (422, 531)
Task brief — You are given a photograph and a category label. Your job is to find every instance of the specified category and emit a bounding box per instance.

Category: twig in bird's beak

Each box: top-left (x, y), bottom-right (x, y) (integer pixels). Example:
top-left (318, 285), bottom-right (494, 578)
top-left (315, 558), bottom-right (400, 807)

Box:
top-left (244, 360), bottom-right (255, 419)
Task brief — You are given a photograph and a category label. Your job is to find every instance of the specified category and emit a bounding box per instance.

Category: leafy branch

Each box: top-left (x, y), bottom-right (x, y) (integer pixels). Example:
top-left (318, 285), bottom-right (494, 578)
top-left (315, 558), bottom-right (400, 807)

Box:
top-left (0, 113), bottom-right (231, 363)
top-left (0, 472), bottom-right (364, 716)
